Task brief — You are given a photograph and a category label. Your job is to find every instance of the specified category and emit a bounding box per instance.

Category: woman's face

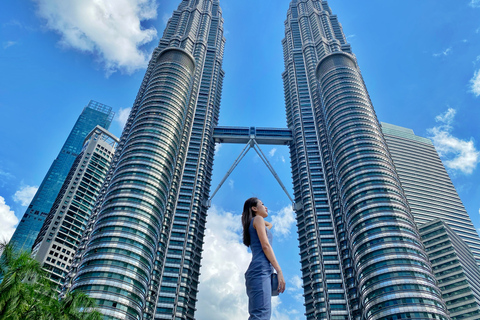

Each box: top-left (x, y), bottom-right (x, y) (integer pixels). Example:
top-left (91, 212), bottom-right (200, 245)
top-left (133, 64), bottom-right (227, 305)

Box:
top-left (253, 199), bottom-right (268, 218)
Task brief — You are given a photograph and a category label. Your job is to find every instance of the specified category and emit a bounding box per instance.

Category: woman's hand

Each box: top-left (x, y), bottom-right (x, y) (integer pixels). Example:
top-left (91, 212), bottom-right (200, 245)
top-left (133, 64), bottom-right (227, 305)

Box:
top-left (277, 270), bottom-right (286, 294)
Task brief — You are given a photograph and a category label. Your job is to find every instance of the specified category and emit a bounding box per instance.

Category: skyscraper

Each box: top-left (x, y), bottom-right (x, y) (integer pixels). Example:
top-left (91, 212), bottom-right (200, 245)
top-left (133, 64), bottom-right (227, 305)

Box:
top-left (66, 1), bottom-right (451, 320)
top-left (419, 220), bottom-right (480, 320)
top-left (282, 1), bottom-right (448, 319)
top-left (31, 126), bottom-right (118, 289)
top-left (66, 1), bottom-right (225, 319)
top-left (382, 122), bottom-right (480, 266)
top-left (9, 101), bottom-right (114, 252)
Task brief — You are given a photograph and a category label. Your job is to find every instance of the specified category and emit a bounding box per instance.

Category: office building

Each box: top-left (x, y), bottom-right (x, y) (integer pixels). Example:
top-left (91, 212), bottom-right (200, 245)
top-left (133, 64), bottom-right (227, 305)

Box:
top-left (382, 122), bottom-right (480, 267)
top-left (420, 220), bottom-right (480, 320)
top-left (282, 1), bottom-right (448, 319)
top-left (65, 1), bottom-right (451, 320)
top-left (66, 1), bottom-right (225, 319)
top-left (31, 126), bottom-right (118, 289)
top-left (9, 101), bottom-right (114, 252)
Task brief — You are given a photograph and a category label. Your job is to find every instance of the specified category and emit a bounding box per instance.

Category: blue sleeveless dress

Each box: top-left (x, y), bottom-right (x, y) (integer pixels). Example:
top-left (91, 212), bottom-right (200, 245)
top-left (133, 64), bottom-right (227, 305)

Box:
top-left (245, 219), bottom-right (274, 319)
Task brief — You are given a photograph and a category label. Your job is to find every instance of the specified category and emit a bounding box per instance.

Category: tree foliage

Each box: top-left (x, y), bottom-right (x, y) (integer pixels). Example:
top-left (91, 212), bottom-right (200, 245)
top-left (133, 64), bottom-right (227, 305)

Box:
top-left (0, 242), bottom-right (102, 320)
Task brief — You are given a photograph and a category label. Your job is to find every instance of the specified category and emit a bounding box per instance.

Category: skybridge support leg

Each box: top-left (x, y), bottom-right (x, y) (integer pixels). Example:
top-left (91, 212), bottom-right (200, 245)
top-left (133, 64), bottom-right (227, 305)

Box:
top-left (208, 140), bottom-right (295, 211)
top-left (252, 140), bottom-right (295, 208)
top-left (207, 140), bottom-right (252, 207)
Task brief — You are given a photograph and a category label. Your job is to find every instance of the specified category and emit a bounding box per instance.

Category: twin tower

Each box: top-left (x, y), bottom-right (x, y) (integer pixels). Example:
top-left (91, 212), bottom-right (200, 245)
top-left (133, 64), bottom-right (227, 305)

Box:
top-left (64, 1), bottom-right (453, 319)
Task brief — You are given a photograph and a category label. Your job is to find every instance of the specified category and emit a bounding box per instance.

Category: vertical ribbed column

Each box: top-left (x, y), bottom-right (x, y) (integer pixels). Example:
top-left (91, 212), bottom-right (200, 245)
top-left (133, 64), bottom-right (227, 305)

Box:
top-left (70, 48), bottom-right (195, 320)
top-left (316, 52), bottom-right (449, 320)
top-left (283, 1), bottom-right (353, 319)
top-left (154, 2), bottom-right (225, 318)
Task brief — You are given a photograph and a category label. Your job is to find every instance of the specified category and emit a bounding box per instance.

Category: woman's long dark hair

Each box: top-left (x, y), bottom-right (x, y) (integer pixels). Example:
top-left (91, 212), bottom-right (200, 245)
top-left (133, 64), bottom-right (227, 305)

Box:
top-left (242, 197), bottom-right (259, 247)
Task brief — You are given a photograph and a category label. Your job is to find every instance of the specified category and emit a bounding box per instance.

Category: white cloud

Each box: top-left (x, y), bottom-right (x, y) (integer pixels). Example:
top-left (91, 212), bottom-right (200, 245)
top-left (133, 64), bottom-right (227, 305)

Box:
top-left (272, 297), bottom-right (301, 320)
top-left (433, 47), bottom-right (452, 57)
top-left (3, 20), bottom-right (23, 28)
top-left (34, 0), bottom-right (158, 75)
top-left (435, 108), bottom-right (456, 124)
top-left (428, 108), bottom-right (480, 174)
top-left (214, 143), bottom-right (222, 154)
top-left (0, 169), bottom-right (14, 178)
top-left (269, 148), bottom-right (277, 157)
top-left (286, 274), bottom-right (304, 303)
top-left (228, 179), bottom-right (235, 189)
top-left (196, 205), bottom-right (301, 320)
top-left (13, 185), bottom-right (38, 207)
top-left (0, 196), bottom-right (18, 242)
top-left (0, 169), bottom-right (15, 187)
top-left (3, 41), bottom-right (18, 49)
top-left (115, 107), bottom-right (131, 129)
top-left (3, 20), bottom-right (37, 32)
top-left (162, 13), bottom-right (170, 25)
top-left (196, 206), bottom-right (251, 320)
top-left (290, 275), bottom-right (302, 291)
top-left (281, 156), bottom-right (286, 163)
top-left (470, 0), bottom-right (480, 8)
top-left (270, 205), bottom-right (295, 238)
top-left (470, 69), bottom-right (480, 97)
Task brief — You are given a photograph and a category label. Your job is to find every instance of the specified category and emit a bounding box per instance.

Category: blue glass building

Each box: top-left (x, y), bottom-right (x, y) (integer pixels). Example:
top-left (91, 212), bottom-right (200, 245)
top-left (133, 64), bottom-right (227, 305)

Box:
top-left (31, 126), bottom-right (119, 290)
top-left (9, 100), bottom-right (114, 252)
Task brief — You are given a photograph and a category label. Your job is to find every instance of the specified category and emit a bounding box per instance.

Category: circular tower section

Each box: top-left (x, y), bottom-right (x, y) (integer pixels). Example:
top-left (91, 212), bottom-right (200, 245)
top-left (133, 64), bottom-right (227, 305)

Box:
top-left (316, 52), bottom-right (449, 320)
top-left (70, 48), bottom-right (195, 320)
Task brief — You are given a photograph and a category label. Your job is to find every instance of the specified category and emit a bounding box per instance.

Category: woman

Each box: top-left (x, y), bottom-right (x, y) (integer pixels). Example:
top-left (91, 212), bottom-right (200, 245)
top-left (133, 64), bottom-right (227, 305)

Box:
top-left (242, 197), bottom-right (286, 319)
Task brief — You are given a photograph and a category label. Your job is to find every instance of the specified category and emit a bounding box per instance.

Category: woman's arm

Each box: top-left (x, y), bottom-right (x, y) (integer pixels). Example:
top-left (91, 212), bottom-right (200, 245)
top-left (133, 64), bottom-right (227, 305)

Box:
top-left (264, 220), bottom-right (272, 230)
top-left (253, 215), bottom-right (286, 293)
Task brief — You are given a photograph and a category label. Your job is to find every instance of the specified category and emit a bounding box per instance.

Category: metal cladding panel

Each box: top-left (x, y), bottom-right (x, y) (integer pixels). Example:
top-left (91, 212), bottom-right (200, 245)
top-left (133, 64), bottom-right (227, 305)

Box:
top-left (382, 122), bottom-right (480, 268)
top-left (66, 1), bottom-right (225, 320)
top-left (316, 51), bottom-right (448, 320)
top-left (283, 1), bottom-right (449, 319)
top-left (69, 50), bottom-right (197, 320)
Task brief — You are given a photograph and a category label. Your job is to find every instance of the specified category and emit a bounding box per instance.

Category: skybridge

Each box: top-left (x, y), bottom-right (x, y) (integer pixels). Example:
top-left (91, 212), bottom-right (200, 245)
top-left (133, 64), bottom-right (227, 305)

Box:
top-left (209, 126), bottom-right (295, 208)
top-left (213, 126), bottom-right (293, 145)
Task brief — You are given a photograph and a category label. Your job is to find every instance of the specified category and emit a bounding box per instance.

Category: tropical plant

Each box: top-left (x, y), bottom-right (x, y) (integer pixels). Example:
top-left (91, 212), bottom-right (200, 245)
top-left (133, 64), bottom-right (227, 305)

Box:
top-left (0, 242), bottom-right (102, 320)
top-left (56, 290), bottom-right (103, 320)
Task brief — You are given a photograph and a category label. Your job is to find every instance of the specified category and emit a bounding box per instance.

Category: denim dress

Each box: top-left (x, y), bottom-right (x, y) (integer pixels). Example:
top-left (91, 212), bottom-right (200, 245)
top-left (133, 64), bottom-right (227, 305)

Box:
top-left (245, 219), bottom-right (274, 319)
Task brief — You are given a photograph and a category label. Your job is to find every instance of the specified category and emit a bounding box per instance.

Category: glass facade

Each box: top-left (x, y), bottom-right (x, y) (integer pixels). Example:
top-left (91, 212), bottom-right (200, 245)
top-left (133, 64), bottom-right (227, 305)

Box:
top-left (9, 101), bottom-right (114, 252)
top-left (419, 220), bottom-right (480, 320)
top-left (382, 122), bottom-right (480, 267)
top-left (56, 1), bottom-right (462, 320)
top-left (31, 126), bottom-right (118, 290)
top-left (283, 1), bottom-right (448, 319)
top-left (65, 1), bottom-right (225, 320)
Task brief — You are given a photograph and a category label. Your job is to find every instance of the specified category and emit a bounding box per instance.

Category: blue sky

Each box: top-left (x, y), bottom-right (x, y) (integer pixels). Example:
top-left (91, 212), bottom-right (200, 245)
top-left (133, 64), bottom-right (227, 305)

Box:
top-left (1, 0), bottom-right (480, 319)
